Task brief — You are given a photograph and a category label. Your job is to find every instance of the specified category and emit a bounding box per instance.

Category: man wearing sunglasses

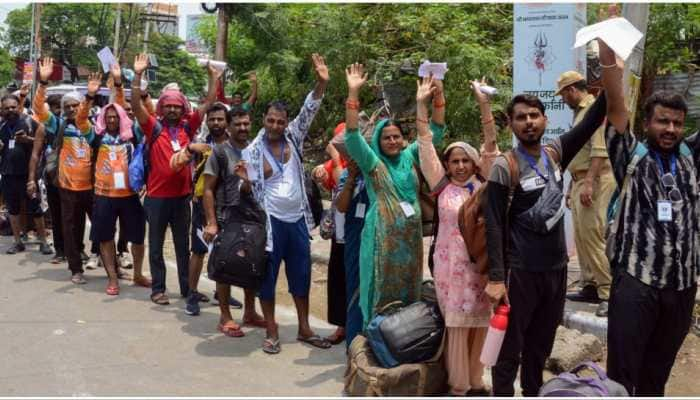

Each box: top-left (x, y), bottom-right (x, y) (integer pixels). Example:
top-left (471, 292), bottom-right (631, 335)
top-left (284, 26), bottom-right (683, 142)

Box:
top-left (599, 39), bottom-right (699, 396)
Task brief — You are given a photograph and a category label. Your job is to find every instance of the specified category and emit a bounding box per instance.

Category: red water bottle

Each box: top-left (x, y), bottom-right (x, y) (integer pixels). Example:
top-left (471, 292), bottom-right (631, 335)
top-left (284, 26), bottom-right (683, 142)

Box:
top-left (479, 304), bottom-right (510, 367)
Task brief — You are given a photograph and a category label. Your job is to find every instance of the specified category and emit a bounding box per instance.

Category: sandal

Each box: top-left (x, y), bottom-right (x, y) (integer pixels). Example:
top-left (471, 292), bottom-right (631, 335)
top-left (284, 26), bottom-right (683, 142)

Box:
top-left (262, 337), bottom-right (281, 354)
top-left (70, 273), bottom-right (87, 285)
top-left (106, 285), bottom-right (120, 296)
top-left (217, 321), bottom-right (245, 338)
top-left (151, 292), bottom-right (170, 305)
top-left (297, 334), bottom-right (332, 349)
top-left (242, 316), bottom-right (267, 328)
top-left (325, 331), bottom-right (346, 346)
top-left (133, 275), bottom-right (152, 288)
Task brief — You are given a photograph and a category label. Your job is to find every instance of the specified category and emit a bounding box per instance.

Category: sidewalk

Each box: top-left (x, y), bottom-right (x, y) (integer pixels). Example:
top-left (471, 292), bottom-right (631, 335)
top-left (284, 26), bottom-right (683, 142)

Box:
top-left (0, 236), bottom-right (346, 396)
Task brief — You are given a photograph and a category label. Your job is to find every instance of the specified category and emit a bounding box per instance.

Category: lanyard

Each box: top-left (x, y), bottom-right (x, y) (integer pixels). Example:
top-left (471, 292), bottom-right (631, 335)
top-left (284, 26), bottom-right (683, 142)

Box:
top-left (517, 146), bottom-right (549, 181)
top-left (265, 136), bottom-right (286, 173)
top-left (652, 151), bottom-right (677, 177)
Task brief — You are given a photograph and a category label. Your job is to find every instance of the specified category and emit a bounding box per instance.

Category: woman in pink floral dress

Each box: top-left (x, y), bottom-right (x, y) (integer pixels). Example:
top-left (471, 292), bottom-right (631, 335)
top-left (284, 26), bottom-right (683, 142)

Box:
top-left (417, 77), bottom-right (499, 396)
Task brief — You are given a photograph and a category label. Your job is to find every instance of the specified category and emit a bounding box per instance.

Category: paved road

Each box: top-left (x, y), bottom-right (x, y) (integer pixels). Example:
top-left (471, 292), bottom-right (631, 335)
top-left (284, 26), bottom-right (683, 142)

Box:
top-left (0, 237), bottom-right (346, 396)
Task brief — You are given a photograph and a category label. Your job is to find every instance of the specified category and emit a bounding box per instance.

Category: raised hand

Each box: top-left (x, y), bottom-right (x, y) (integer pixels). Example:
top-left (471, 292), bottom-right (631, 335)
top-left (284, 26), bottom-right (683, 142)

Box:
top-left (39, 57), bottom-right (54, 82)
top-left (87, 72), bottom-right (102, 96)
top-left (416, 75), bottom-right (437, 104)
top-left (471, 77), bottom-right (490, 105)
top-left (312, 53), bottom-right (330, 83)
top-left (133, 53), bottom-right (149, 75)
top-left (248, 71), bottom-right (257, 83)
top-left (345, 63), bottom-right (368, 93)
top-left (110, 62), bottom-right (122, 84)
top-left (207, 61), bottom-right (224, 80)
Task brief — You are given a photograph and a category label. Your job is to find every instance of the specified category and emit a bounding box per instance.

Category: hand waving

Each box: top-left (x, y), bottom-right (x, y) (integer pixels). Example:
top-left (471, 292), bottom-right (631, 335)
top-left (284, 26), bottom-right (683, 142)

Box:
top-left (312, 53), bottom-right (330, 83)
top-left (87, 72), bottom-right (102, 96)
top-left (133, 53), bottom-right (149, 75)
top-left (416, 75), bottom-right (437, 105)
top-left (345, 63), bottom-right (368, 93)
top-left (39, 57), bottom-right (54, 82)
top-left (110, 62), bottom-right (122, 84)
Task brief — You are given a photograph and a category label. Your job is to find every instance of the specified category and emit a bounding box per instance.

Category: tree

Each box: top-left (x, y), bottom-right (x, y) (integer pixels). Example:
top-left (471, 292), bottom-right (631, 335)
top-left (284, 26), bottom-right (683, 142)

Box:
top-left (3, 3), bottom-right (146, 82)
top-left (197, 4), bottom-right (514, 151)
top-left (146, 33), bottom-right (207, 98)
top-left (0, 48), bottom-right (16, 88)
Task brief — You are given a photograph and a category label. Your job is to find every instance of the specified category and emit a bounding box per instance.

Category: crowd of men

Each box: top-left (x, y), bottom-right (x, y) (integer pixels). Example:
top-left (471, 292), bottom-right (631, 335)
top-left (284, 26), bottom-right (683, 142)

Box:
top-left (0, 35), bottom-right (696, 397)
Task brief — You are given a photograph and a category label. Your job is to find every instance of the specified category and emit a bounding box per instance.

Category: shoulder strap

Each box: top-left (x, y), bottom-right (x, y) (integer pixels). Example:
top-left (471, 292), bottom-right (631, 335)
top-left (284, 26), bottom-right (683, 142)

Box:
top-left (610, 141), bottom-right (647, 235)
top-left (679, 142), bottom-right (692, 158)
top-left (504, 150), bottom-right (520, 194)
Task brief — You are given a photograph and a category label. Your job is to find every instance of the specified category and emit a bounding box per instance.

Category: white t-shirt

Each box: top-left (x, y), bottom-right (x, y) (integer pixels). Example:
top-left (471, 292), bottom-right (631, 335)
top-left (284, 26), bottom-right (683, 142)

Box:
top-left (264, 148), bottom-right (304, 222)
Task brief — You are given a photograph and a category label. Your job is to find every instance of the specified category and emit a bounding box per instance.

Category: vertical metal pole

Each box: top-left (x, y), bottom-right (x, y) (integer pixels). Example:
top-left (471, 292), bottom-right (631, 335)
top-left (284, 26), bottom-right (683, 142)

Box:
top-left (143, 3), bottom-right (152, 53)
top-left (28, 3), bottom-right (37, 103)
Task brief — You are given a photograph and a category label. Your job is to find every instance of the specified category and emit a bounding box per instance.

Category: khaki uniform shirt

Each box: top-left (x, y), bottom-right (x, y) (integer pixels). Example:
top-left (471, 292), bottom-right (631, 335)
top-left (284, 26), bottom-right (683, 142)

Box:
top-left (567, 94), bottom-right (612, 174)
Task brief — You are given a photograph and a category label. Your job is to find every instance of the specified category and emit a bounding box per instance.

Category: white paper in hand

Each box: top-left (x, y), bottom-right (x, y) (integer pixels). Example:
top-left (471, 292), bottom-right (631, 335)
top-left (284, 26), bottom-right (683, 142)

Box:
top-left (418, 61), bottom-right (448, 80)
top-left (196, 228), bottom-right (214, 253)
top-left (240, 148), bottom-right (258, 182)
top-left (97, 47), bottom-right (117, 73)
top-left (573, 17), bottom-right (643, 61)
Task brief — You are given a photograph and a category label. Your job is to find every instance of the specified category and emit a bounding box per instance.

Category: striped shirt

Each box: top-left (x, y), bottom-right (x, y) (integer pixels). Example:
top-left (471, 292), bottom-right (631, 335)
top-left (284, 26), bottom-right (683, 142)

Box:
top-left (607, 125), bottom-right (700, 290)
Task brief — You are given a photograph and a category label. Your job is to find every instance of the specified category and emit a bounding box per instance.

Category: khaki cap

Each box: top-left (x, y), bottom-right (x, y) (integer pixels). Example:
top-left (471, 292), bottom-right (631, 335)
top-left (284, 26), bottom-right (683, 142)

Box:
top-left (554, 71), bottom-right (585, 96)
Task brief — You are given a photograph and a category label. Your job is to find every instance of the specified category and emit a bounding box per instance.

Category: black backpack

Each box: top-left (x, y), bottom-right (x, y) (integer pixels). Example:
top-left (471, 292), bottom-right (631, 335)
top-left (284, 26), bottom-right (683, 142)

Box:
top-left (207, 145), bottom-right (268, 290)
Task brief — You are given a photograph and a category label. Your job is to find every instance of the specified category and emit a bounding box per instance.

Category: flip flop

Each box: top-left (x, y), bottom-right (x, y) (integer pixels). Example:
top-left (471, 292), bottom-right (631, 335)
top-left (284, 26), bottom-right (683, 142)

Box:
top-left (133, 275), bottom-right (152, 288)
top-left (325, 333), bottom-right (346, 346)
top-left (106, 285), bottom-right (120, 296)
top-left (242, 316), bottom-right (267, 328)
top-left (151, 292), bottom-right (170, 305)
top-left (218, 321), bottom-right (245, 338)
top-left (297, 334), bottom-right (332, 349)
top-left (262, 337), bottom-right (281, 354)
top-left (70, 274), bottom-right (87, 285)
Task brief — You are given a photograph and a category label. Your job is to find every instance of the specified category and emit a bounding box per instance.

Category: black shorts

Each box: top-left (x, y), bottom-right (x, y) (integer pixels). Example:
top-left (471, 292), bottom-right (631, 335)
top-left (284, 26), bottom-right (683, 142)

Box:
top-left (1, 175), bottom-right (42, 216)
top-left (90, 195), bottom-right (146, 245)
top-left (191, 198), bottom-right (208, 255)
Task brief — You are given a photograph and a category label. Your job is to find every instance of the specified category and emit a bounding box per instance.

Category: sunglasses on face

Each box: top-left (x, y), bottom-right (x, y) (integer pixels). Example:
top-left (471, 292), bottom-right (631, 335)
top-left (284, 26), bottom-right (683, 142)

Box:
top-left (661, 173), bottom-right (682, 202)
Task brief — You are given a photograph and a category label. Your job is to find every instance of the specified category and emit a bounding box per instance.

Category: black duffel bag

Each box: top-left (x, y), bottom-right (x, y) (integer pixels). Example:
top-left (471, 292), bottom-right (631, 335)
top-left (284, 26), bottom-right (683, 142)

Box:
top-left (367, 300), bottom-right (445, 368)
top-left (207, 217), bottom-right (267, 290)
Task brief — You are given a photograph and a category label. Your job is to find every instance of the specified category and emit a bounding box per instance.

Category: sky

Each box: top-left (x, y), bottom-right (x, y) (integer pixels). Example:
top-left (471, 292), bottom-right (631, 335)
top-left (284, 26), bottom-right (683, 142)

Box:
top-left (0, 2), bottom-right (203, 41)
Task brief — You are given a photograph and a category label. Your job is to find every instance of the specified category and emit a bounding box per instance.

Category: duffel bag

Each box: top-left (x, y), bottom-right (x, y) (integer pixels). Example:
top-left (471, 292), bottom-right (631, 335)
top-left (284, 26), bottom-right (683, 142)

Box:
top-left (344, 334), bottom-right (447, 396)
top-left (539, 361), bottom-right (628, 397)
top-left (207, 219), bottom-right (267, 290)
top-left (366, 300), bottom-right (445, 368)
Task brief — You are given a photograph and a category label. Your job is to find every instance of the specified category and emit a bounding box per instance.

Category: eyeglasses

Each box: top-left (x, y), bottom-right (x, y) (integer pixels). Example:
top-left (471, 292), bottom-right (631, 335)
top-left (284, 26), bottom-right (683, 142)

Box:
top-left (661, 173), bottom-right (682, 202)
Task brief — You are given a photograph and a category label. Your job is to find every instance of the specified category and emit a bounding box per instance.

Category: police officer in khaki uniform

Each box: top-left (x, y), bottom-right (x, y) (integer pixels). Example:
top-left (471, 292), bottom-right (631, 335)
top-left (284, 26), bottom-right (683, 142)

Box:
top-left (556, 71), bottom-right (615, 317)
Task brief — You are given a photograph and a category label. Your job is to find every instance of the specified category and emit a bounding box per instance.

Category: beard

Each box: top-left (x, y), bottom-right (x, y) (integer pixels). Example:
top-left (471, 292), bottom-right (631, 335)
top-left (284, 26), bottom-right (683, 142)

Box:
top-left (209, 127), bottom-right (225, 138)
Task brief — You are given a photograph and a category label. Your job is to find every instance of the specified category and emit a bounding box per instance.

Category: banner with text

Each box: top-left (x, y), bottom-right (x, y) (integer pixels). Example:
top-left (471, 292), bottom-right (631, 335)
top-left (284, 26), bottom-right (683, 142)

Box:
top-left (513, 3), bottom-right (587, 144)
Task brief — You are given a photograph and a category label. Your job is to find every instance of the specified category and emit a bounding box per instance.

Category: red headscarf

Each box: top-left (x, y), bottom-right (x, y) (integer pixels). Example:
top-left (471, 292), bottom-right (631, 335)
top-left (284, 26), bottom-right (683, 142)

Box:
top-left (321, 122), bottom-right (348, 190)
top-left (156, 89), bottom-right (192, 117)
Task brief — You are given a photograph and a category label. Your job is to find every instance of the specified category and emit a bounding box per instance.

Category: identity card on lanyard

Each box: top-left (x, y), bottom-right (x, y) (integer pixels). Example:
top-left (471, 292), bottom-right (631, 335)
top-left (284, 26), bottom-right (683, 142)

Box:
top-left (654, 151), bottom-right (677, 222)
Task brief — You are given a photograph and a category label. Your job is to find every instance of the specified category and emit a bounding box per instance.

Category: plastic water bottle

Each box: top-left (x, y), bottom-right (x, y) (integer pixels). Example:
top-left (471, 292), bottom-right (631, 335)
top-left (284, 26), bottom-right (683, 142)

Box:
top-left (479, 304), bottom-right (510, 367)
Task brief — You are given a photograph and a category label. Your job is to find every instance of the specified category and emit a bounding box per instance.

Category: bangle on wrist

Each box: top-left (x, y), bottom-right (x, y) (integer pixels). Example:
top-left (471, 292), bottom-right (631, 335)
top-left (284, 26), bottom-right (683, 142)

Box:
top-left (481, 117), bottom-right (495, 125)
top-left (416, 117), bottom-right (429, 124)
top-left (432, 100), bottom-right (446, 108)
top-left (345, 99), bottom-right (360, 110)
top-left (599, 62), bottom-right (617, 69)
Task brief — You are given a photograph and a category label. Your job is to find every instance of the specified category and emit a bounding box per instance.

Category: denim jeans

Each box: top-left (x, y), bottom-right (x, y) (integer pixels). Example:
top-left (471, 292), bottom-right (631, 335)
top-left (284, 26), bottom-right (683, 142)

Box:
top-left (144, 195), bottom-right (191, 297)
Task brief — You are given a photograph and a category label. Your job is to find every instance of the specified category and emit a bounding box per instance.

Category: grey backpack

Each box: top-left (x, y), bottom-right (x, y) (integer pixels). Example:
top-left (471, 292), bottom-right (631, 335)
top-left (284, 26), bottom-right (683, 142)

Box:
top-left (539, 362), bottom-right (628, 397)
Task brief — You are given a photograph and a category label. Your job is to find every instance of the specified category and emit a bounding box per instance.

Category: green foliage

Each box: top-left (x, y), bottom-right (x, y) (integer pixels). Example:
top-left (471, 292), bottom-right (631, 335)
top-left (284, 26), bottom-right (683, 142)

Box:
top-left (0, 48), bottom-right (15, 88)
top-left (3, 3), bottom-right (145, 81)
top-left (146, 33), bottom-right (207, 98)
top-left (197, 4), bottom-right (514, 147)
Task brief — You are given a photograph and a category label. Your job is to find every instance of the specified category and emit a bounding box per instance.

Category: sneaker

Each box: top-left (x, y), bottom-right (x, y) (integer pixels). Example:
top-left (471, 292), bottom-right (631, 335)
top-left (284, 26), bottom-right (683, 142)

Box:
top-left (39, 242), bottom-right (54, 255)
top-left (118, 252), bottom-right (134, 269)
top-left (80, 250), bottom-right (89, 263)
top-left (85, 254), bottom-right (101, 270)
top-left (195, 291), bottom-right (210, 303)
top-left (213, 291), bottom-right (243, 309)
top-left (6, 242), bottom-right (26, 254)
top-left (185, 292), bottom-right (200, 316)
top-left (20, 232), bottom-right (28, 242)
